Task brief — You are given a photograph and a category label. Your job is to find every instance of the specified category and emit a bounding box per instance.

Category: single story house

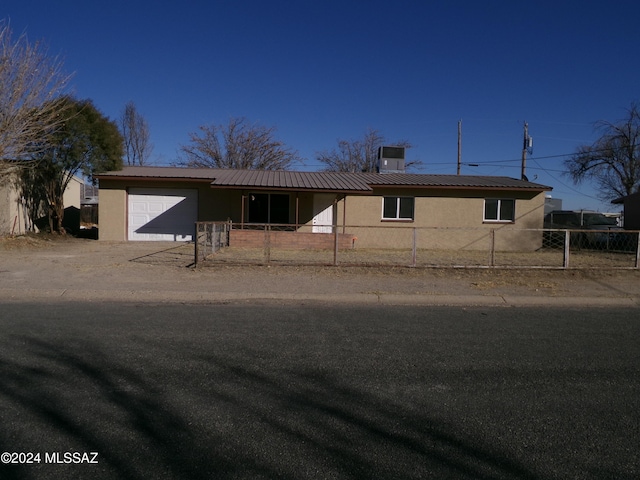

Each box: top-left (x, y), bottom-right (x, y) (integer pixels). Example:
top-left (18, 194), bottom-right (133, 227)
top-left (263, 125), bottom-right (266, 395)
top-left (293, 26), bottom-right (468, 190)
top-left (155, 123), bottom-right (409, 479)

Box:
top-left (613, 191), bottom-right (640, 230)
top-left (96, 166), bottom-right (552, 251)
top-left (0, 170), bottom-right (83, 236)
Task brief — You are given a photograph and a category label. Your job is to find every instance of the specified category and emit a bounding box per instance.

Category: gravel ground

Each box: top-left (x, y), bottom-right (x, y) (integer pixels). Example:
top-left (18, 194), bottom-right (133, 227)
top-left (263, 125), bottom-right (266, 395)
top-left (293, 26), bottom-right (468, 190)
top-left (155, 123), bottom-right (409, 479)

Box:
top-left (1, 234), bottom-right (640, 306)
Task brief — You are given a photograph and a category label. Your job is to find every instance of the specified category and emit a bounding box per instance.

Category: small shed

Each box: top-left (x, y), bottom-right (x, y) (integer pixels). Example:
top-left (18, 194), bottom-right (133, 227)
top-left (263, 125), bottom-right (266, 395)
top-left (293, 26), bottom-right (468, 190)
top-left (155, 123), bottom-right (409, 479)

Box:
top-left (613, 191), bottom-right (640, 229)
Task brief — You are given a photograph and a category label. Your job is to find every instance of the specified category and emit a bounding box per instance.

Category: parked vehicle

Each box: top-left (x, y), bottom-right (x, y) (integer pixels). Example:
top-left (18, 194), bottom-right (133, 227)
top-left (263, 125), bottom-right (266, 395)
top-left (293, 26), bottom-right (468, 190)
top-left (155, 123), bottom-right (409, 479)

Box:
top-left (543, 210), bottom-right (623, 249)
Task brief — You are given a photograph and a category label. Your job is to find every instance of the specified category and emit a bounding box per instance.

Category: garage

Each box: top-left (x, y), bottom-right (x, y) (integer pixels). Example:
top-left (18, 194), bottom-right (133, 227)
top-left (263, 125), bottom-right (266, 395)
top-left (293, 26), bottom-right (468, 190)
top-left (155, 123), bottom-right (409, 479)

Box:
top-left (128, 188), bottom-right (198, 241)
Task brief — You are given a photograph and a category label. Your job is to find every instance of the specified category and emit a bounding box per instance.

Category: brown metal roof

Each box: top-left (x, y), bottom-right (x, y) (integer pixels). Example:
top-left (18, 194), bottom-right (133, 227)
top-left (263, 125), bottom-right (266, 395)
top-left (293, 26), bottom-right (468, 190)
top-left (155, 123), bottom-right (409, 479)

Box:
top-left (97, 166), bottom-right (551, 192)
top-left (96, 166), bottom-right (223, 180)
top-left (209, 169), bottom-right (373, 191)
top-left (357, 172), bottom-right (551, 190)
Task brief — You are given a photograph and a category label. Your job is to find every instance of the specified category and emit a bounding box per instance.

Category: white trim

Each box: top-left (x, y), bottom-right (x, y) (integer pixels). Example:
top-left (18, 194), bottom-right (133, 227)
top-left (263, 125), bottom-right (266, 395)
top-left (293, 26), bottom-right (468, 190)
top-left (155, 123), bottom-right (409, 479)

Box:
top-left (483, 198), bottom-right (515, 223)
top-left (382, 196), bottom-right (414, 221)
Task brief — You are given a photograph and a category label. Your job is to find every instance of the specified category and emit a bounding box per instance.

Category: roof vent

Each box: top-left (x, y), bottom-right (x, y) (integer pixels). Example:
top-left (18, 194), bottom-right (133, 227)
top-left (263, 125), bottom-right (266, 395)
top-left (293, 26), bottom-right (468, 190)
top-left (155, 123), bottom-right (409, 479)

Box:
top-left (378, 146), bottom-right (405, 173)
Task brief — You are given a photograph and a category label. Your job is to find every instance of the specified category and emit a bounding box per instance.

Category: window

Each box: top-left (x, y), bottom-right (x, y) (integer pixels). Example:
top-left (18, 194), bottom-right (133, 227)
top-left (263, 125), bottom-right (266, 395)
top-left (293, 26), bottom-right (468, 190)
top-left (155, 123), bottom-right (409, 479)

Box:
top-left (248, 193), bottom-right (290, 224)
top-left (382, 197), bottom-right (414, 221)
top-left (484, 199), bottom-right (515, 222)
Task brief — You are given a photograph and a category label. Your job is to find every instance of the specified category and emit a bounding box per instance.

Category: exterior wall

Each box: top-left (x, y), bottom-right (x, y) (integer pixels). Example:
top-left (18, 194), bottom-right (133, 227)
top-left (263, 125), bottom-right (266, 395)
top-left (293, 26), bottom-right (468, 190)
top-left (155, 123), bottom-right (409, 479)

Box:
top-left (99, 180), bottom-right (211, 240)
top-left (97, 177), bottom-right (547, 251)
top-left (63, 176), bottom-right (82, 209)
top-left (339, 189), bottom-right (547, 251)
top-left (0, 178), bottom-right (20, 236)
top-left (61, 176), bottom-right (83, 233)
top-left (98, 187), bottom-right (127, 240)
top-left (97, 179), bottom-right (319, 240)
top-left (1, 173), bottom-right (83, 236)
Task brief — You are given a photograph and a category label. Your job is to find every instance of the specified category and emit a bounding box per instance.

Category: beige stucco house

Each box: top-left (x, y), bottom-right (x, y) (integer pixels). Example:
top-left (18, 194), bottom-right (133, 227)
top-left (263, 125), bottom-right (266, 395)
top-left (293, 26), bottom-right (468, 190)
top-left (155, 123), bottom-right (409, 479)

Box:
top-left (96, 166), bottom-right (552, 251)
top-left (0, 171), bottom-right (83, 236)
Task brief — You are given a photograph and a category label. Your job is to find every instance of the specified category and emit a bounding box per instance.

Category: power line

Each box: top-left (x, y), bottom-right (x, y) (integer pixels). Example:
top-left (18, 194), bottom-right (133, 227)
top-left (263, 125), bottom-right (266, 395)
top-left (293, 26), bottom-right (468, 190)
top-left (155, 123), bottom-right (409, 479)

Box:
top-left (530, 158), bottom-right (601, 201)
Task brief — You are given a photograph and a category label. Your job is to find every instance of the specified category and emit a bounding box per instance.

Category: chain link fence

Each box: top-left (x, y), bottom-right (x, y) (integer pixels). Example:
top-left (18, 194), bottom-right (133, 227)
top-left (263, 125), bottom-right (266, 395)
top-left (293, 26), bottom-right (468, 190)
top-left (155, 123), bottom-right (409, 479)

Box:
top-left (195, 221), bottom-right (230, 263)
top-left (194, 222), bottom-right (640, 269)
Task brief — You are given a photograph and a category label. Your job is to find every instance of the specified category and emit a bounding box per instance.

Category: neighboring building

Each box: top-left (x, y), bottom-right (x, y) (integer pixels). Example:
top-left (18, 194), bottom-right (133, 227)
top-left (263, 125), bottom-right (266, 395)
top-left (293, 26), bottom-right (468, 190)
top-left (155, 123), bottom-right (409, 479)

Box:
top-left (0, 175), bottom-right (23, 236)
top-left (0, 171), bottom-right (83, 236)
top-left (613, 191), bottom-right (640, 230)
top-left (96, 166), bottom-right (552, 251)
top-left (544, 195), bottom-right (562, 214)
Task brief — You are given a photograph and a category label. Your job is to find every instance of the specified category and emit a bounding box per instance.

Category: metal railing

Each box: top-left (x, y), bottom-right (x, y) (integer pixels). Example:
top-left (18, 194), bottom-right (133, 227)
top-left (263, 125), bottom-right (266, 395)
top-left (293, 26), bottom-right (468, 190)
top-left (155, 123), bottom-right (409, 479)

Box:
top-left (194, 222), bottom-right (640, 269)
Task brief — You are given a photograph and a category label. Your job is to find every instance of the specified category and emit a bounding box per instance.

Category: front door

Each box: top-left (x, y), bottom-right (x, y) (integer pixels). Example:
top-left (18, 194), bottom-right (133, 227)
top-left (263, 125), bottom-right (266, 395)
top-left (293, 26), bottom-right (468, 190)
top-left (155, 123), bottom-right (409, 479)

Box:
top-left (312, 194), bottom-right (334, 233)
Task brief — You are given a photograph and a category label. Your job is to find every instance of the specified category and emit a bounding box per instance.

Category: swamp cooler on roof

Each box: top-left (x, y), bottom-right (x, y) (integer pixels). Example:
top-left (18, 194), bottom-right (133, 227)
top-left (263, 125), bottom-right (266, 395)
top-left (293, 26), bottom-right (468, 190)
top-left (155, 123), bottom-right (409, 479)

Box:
top-left (378, 146), bottom-right (405, 173)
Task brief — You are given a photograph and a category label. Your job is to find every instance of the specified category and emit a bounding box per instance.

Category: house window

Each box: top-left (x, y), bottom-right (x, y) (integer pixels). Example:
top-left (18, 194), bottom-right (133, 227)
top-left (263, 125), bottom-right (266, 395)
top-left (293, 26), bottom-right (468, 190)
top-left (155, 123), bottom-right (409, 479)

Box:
top-left (382, 196), bottom-right (414, 221)
top-left (248, 193), bottom-right (290, 224)
top-left (484, 199), bottom-right (515, 222)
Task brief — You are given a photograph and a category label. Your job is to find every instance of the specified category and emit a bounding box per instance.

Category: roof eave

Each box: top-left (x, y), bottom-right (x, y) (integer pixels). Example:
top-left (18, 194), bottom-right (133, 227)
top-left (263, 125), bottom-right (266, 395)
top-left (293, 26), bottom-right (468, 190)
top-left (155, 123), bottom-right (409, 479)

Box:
top-left (369, 184), bottom-right (552, 192)
top-left (97, 175), bottom-right (214, 183)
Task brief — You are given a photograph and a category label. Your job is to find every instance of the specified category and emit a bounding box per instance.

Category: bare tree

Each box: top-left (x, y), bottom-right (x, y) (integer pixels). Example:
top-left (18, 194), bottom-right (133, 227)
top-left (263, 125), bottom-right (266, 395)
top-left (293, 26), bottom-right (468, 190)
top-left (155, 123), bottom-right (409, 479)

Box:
top-left (179, 117), bottom-right (301, 170)
top-left (565, 103), bottom-right (640, 201)
top-left (120, 101), bottom-right (153, 166)
top-left (0, 20), bottom-right (70, 176)
top-left (316, 128), bottom-right (419, 172)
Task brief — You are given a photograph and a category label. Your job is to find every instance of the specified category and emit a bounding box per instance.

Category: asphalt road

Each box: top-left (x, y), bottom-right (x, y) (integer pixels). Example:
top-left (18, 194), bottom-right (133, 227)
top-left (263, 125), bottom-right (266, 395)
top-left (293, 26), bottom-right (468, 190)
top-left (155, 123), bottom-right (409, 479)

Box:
top-left (0, 302), bottom-right (639, 480)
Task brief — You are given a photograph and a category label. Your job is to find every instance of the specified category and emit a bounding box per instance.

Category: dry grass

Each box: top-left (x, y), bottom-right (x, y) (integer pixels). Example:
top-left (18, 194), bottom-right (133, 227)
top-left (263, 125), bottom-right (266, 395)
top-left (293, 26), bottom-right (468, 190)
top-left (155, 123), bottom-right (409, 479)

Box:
top-left (0, 232), bottom-right (76, 250)
top-left (201, 246), bottom-right (639, 270)
top-left (4, 233), bottom-right (636, 272)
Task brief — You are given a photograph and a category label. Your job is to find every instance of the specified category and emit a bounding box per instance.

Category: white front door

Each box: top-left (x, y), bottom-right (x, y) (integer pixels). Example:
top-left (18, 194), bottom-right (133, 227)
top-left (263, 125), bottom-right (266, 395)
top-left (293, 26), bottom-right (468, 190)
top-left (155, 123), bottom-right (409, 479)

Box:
top-left (312, 194), bottom-right (334, 233)
top-left (128, 188), bottom-right (198, 241)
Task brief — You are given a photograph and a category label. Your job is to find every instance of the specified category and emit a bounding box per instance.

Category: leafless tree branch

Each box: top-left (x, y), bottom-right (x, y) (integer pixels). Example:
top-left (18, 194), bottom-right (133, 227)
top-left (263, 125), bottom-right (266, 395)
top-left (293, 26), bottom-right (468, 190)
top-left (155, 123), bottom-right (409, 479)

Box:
top-left (120, 101), bottom-right (153, 166)
top-left (0, 20), bottom-right (71, 174)
top-left (564, 102), bottom-right (640, 201)
top-left (316, 128), bottom-right (420, 172)
top-left (178, 117), bottom-right (301, 170)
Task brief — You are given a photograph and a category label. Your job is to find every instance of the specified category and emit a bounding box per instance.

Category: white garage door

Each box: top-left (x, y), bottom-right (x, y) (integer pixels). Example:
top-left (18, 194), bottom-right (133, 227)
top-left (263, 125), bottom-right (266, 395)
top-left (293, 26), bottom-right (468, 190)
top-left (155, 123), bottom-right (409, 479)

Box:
top-left (128, 188), bottom-right (197, 241)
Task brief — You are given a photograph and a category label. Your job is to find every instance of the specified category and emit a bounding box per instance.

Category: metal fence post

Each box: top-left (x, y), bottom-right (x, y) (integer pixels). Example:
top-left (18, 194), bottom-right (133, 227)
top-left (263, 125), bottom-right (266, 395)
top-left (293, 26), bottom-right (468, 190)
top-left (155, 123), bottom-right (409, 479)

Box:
top-left (190, 224), bottom-right (640, 270)
top-left (411, 227), bottom-right (417, 267)
top-left (194, 222), bottom-right (200, 267)
top-left (333, 224), bottom-right (339, 266)
top-left (489, 229), bottom-right (495, 267)
top-left (264, 224), bottom-right (271, 264)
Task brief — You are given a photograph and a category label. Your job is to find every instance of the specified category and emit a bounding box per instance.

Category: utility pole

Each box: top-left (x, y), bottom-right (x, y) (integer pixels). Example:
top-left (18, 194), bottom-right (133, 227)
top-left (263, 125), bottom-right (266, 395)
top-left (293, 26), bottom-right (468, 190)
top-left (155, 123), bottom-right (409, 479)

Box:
top-left (457, 119), bottom-right (462, 175)
top-left (521, 122), bottom-right (532, 181)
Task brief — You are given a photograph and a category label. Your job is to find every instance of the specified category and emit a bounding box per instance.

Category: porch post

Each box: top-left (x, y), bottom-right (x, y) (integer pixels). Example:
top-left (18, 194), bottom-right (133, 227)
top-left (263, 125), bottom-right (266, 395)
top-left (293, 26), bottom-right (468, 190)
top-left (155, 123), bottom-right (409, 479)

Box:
top-left (342, 194), bottom-right (347, 234)
top-left (333, 225), bottom-right (339, 266)
top-left (334, 196), bottom-right (339, 265)
top-left (241, 194), bottom-right (246, 229)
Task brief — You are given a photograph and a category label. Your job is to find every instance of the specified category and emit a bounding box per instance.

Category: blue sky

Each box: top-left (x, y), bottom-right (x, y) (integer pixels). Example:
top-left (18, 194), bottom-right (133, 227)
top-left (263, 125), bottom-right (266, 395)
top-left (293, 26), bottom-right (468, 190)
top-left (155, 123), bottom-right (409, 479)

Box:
top-left (4, 1), bottom-right (639, 212)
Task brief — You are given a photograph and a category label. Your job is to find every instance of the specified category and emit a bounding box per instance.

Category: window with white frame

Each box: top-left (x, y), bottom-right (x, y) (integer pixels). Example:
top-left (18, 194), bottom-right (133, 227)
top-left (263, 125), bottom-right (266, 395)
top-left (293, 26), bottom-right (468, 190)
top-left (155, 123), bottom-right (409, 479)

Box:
top-left (382, 196), bottom-right (414, 221)
top-left (484, 198), bottom-right (515, 222)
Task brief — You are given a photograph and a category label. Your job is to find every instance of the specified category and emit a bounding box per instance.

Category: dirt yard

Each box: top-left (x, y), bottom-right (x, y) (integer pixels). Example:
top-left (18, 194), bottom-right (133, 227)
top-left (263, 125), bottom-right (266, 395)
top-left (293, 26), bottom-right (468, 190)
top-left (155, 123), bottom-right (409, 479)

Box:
top-left (1, 233), bottom-right (640, 304)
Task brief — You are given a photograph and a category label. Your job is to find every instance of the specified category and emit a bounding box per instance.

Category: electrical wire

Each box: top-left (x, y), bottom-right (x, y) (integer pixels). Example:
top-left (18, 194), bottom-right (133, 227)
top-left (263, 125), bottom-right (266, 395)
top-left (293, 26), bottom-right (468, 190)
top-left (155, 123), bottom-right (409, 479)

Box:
top-left (531, 158), bottom-right (601, 200)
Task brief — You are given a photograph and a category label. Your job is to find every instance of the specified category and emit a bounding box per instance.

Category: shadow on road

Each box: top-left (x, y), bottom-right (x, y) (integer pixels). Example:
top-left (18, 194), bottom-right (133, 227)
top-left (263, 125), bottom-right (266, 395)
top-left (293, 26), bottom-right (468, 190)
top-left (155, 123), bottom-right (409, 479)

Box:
top-left (0, 332), bottom-right (538, 480)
